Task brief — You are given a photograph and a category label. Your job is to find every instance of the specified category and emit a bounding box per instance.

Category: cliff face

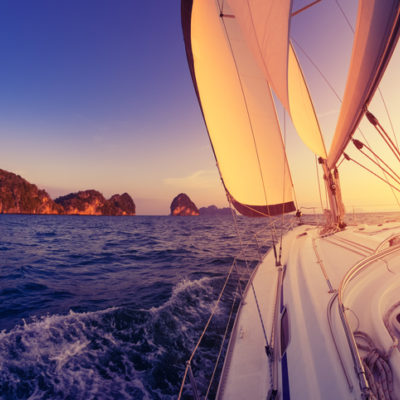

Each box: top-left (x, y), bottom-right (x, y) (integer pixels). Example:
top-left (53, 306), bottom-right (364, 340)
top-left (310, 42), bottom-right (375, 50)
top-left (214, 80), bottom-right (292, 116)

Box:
top-left (55, 190), bottom-right (136, 216)
top-left (0, 169), bottom-right (62, 214)
top-left (108, 193), bottom-right (136, 215)
top-left (170, 193), bottom-right (199, 216)
top-left (55, 190), bottom-right (107, 215)
top-left (199, 205), bottom-right (232, 216)
top-left (0, 168), bottom-right (136, 216)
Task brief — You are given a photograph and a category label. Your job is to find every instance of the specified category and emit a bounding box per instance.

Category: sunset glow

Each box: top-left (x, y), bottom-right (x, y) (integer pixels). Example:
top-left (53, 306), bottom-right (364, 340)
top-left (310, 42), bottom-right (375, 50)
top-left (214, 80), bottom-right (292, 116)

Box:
top-left (1, 1), bottom-right (400, 214)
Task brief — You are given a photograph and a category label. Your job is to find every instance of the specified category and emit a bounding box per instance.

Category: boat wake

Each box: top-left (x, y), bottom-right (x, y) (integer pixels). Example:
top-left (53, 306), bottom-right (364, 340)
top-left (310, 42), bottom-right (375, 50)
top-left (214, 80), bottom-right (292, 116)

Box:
top-left (0, 277), bottom-right (229, 400)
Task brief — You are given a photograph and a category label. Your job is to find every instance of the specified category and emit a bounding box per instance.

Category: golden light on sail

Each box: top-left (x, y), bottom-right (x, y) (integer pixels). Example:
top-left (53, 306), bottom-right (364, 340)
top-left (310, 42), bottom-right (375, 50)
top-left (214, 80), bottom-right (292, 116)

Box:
top-left (288, 44), bottom-right (327, 158)
top-left (328, 0), bottom-right (400, 168)
top-left (182, 0), bottom-right (295, 216)
top-left (226, 0), bottom-right (327, 158)
top-left (225, 0), bottom-right (292, 111)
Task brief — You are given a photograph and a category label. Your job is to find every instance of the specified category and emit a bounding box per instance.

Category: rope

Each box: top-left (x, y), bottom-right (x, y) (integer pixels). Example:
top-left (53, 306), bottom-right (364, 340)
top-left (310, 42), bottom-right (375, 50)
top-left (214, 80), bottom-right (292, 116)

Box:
top-left (354, 331), bottom-right (394, 400)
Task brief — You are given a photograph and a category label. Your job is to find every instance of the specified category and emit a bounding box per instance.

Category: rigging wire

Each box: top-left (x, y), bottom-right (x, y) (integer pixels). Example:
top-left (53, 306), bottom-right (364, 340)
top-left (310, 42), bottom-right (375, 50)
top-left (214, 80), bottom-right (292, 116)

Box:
top-left (227, 196), bottom-right (270, 345)
top-left (361, 122), bottom-right (400, 209)
top-left (357, 127), bottom-right (400, 208)
top-left (291, 0), bottom-right (322, 17)
top-left (334, 0), bottom-right (400, 210)
top-left (335, 0), bottom-right (355, 33)
top-left (352, 139), bottom-right (400, 185)
top-left (337, 156), bottom-right (345, 168)
top-left (366, 111), bottom-right (400, 162)
top-left (291, 38), bottom-right (342, 103)
top-left (177, 254), bottom-right (239, 399)
top-left (343, 153), bottom-right (400, 193)
top-left (295, 4), bottom-right (400, 211)
top-left (379, 88), bottom-right (399, 151)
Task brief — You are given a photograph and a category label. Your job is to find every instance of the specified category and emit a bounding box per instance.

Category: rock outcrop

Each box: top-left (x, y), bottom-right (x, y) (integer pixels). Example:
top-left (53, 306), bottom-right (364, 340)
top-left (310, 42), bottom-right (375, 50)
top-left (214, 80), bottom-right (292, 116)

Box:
top-left (0, 168), bottom-right (136, 215)
top-left (107, 193), bottom-right (136, 215)
top-left (170, 193), bottom-right (199, 216)
top-left (55, 190), bottom-right (107, 215)
top-left (0, 169), bottom-right (63, 214)
top-left (199, 205), bottom-right (232, 216)
top-left (55, 190), bottom-right (136, 216)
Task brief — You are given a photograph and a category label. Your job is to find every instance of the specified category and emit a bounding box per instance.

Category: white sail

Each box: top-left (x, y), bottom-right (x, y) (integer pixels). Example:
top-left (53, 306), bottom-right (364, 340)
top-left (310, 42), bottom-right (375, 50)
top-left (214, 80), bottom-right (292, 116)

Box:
top-left (181, 0), bottom-right (295, 216)
top-left (328, 0), bottom-right (400, 168)
top-left (227, 0), bottom-right (327, 158)
top-left (288, 43), bottom-right (327, 158)
top-left (225, 0), bottom-right (292, 111)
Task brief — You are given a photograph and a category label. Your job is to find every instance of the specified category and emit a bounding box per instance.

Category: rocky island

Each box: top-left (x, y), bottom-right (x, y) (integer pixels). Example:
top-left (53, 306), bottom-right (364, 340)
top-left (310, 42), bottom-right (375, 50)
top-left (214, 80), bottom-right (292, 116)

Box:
top-left (0, 169), bottom-right (135, 215)
top-left (0, 169), bottom-right (62, 214)
top-left (55, 190), bottom-right (135, 216)
top-left (170, 193), bottom-right (199, 216)
top-left (199, 205), bottom-right (232, 216)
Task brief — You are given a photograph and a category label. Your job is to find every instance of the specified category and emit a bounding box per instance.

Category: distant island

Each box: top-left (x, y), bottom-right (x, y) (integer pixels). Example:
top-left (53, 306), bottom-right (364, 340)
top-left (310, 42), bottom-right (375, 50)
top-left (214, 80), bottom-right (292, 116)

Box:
top-left (0, 169), bottom-right (135, 215)
top-left (170, 193), bottom-right (232, 216)
top-left (0, 169), bottom-right (234, 217)
top-left (170, 193), bottom-right (199, 216)
top-left (199, 205), bottom-right (232, 216)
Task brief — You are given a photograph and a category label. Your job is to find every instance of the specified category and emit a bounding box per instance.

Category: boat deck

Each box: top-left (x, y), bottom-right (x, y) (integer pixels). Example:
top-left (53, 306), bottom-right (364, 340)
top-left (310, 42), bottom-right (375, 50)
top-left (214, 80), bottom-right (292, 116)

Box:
top-left (217, 222), bottom-right (400, 399)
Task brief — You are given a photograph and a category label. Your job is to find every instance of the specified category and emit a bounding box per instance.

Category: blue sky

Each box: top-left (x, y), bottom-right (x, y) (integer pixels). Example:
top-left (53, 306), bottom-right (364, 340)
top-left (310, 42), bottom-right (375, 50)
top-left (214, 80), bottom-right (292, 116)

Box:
top-left (1, 1), bottom-right (400, 214)
top-left (0, 1), bottom-right (223, 214)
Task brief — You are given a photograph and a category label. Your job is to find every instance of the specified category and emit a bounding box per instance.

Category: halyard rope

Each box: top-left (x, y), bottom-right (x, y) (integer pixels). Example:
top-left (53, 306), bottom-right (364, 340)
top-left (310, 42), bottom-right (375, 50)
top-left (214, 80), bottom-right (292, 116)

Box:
top-left (204, 283), bottom-right (240, 400)
top-left (177, 259), bottom-right (237, 399)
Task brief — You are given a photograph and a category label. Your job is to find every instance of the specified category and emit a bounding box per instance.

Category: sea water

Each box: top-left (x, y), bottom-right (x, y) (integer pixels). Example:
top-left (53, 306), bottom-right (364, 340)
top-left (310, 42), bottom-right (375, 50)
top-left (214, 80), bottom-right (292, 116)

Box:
top-left (0, 212), bottom-right (395, 399)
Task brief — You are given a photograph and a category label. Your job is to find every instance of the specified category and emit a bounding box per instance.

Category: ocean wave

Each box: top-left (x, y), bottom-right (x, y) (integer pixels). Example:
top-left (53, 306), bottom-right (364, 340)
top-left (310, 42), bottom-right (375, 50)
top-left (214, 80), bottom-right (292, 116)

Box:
top-left (0, 276), bottom-right (231, 399)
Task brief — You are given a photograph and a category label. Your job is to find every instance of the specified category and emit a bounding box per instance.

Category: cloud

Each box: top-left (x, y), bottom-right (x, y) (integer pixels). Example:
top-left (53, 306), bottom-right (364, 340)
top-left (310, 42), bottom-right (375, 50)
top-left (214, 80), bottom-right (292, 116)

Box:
top-left (317, 108), bottom-right (339, 119)
top-left (163, 170), bottom-right (219, 189)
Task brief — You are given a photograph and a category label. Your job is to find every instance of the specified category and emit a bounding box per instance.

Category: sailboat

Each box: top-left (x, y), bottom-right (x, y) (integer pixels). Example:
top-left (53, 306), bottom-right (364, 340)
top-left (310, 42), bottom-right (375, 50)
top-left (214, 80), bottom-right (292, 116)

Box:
top-left (179, 0), bottom-right (400, 399)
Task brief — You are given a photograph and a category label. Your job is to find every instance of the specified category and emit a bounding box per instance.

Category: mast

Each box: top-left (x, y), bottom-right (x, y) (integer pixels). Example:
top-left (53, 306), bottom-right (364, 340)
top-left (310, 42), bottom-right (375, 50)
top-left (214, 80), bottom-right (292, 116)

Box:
top-left (321, 1), bottom-right (400, 227)
top-left (319, 158), bottom-right (346, 228)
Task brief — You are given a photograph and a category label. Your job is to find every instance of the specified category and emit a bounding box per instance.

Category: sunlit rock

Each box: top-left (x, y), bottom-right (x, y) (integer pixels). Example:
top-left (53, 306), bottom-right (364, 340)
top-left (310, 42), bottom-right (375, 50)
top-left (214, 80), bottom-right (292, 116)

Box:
top-left (107, 193), bottom-right (136, 215)
top-left (55, 191), bottom-right (136, 216)
top-left (170, 193), bottom-right (199, 216)
top-left (0, 169), bottom-right (63, 214)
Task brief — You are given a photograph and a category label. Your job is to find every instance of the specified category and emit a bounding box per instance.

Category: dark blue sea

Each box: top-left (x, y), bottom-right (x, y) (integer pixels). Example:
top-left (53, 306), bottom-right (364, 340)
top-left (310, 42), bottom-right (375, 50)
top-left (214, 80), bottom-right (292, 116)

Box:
top-left (0, 212), bottom-right (395, 399)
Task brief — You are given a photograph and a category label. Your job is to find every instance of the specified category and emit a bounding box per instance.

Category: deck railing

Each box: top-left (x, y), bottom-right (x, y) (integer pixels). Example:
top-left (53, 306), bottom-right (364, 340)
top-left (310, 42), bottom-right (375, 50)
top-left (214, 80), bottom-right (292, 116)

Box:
top-left (177, 216), bottom-right (297, 399)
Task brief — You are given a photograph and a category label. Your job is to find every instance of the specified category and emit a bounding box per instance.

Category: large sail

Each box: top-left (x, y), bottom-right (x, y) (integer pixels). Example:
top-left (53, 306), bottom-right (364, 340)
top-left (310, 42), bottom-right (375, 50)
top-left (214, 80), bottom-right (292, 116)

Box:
top-left (328, 0), bottom-right (400, 168)
top-left (288, 44), bottom-right (327, 158)
top-left (226, 0), bottom-right (326, 158)
top-left (181, 0), bottom-right (295, 216)
top-left (225, 0), bottom-right (292, 111)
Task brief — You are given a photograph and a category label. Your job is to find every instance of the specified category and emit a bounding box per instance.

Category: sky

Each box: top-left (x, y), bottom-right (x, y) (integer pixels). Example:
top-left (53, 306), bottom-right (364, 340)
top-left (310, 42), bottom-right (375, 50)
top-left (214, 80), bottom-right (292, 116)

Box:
top-left (1, 1), bottom-right (400, 215)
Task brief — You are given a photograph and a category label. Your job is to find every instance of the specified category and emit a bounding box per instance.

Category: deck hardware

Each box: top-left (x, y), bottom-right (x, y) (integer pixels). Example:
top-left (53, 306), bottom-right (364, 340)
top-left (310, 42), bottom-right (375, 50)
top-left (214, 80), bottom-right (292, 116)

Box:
top-left (265, 345), bottom-right (273, 358)
top-left (267, 389), bottom-right (278, 400)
